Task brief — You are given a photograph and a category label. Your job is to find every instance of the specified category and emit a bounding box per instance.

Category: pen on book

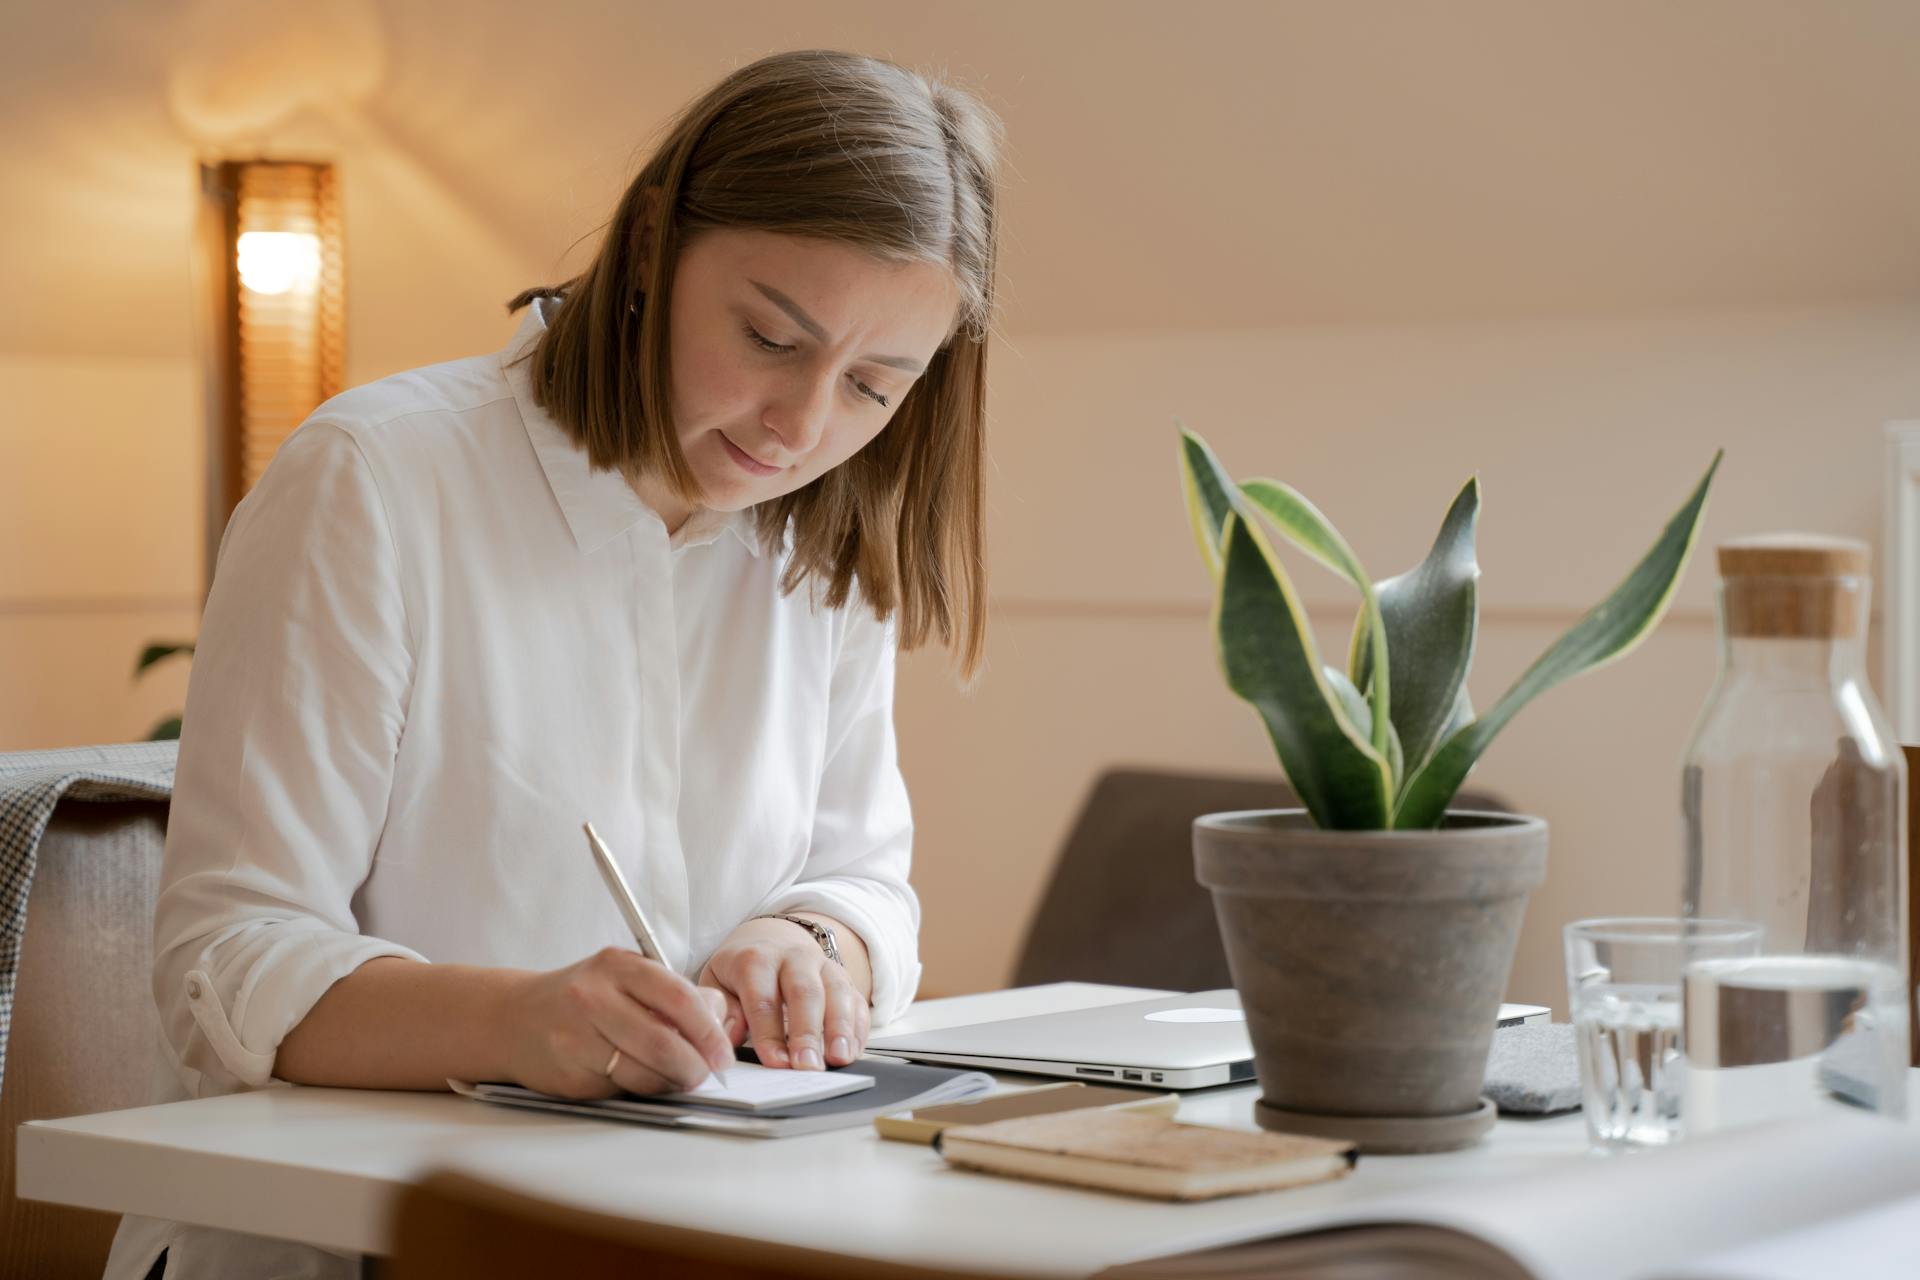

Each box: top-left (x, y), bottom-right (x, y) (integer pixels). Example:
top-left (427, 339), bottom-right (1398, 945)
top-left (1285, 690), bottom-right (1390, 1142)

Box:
top-left (582, 820), bottom-right (665, 963)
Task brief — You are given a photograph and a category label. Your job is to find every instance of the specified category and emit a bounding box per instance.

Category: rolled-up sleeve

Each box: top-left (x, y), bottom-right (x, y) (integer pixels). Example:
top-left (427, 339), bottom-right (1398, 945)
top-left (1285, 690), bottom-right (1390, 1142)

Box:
top-left (762, 606), bottom-right (923, 1026)
top-left (155, 420), bottom-right (428, 1098)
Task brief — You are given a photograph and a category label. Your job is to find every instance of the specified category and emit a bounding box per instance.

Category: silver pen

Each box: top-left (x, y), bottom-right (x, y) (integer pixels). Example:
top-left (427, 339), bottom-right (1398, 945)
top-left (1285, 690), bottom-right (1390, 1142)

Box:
top-left (582, 820), bottom-right (665, 963)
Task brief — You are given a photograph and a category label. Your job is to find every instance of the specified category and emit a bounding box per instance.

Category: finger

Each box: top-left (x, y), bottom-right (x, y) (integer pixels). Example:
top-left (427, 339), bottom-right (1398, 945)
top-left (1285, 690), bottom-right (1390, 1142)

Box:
top-left (726, 952), bottom-right (790, 1068)
top-left (559, 1035), bottom-right (623, 1101)
top-left (779, 958), bottom-right (828, 1071)
top-left (603, 1039), bottom-right (678, 1098)
top-left (590, 992), bottom-right (716, 1091)
top-left (611, 954), bottom-right (733, 1072)
top-left (718, 987), bottom-right (747, 1046)
top-left (821, 972), bottom-right (863, 1067)
top-left (695, 986), bottom-right (746, 1051)
top-left (696, 967), bottom-right (744, 1043)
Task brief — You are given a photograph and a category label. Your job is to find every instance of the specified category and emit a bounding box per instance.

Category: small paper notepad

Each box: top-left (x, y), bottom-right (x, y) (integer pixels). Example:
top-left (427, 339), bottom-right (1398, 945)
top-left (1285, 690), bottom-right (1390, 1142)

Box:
top-left (653, 1062), bottom-right (876, 1111)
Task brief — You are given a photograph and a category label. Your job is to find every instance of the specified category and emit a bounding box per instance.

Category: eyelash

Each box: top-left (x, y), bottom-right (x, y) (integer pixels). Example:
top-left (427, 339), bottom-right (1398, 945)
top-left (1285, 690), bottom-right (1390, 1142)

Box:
top-left (742, 323), bottom-right (890, 408)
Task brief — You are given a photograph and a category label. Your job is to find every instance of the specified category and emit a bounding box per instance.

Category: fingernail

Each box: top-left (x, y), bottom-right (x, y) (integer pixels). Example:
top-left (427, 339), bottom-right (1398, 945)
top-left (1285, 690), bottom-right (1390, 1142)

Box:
top-left (799, 1046), bottom-right (823, 1071)
top-left (830, 1037), bottom-right (852, 1062)
top-left (759, 1041), bottom-right (788, 1067)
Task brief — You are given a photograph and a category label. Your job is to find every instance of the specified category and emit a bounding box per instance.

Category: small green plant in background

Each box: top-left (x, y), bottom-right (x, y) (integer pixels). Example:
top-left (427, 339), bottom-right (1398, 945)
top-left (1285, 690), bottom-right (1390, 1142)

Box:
top-left (1178, 429), bottom-right (1721, 831)
top-left (135, 641), bottom-right (194, 740)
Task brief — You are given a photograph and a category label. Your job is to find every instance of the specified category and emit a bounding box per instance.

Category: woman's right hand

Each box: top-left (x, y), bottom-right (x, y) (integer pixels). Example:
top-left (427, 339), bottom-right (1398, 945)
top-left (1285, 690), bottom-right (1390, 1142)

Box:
top-left (501, 947), bottom-right (735, 1099)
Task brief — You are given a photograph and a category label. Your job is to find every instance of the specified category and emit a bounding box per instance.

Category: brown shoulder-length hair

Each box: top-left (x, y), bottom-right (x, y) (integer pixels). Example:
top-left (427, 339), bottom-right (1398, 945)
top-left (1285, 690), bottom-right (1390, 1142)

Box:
top-left (508, 49), bottom-right (1003, 680)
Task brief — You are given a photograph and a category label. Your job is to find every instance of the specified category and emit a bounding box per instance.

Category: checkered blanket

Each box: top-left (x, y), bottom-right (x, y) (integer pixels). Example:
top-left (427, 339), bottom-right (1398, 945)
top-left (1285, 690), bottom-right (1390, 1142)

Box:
top-left (0, 741), bottom-right (176, 1089)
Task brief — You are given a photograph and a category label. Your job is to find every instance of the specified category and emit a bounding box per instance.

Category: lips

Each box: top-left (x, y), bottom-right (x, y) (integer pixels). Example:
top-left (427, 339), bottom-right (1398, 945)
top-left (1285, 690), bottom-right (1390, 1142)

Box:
top-left (720, 432), bottom-right (783, 476)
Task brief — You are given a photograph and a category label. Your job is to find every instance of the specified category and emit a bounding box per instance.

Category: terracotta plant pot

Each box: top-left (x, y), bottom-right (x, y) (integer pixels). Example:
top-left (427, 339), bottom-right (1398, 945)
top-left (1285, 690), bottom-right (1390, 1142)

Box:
top-left (1193, 809), bottom-right (1548, 1154)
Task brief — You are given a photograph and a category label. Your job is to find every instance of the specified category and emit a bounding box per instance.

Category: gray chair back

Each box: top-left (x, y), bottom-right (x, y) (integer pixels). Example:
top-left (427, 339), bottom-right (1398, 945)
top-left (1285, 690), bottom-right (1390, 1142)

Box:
top-left (1013, 766), bottom-right (1509, 992)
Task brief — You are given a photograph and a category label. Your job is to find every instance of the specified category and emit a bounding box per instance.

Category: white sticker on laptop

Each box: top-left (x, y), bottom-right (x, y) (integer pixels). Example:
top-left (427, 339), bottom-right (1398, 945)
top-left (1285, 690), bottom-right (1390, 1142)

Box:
top-left (1144, 1007), bottom-right (1244, 1023)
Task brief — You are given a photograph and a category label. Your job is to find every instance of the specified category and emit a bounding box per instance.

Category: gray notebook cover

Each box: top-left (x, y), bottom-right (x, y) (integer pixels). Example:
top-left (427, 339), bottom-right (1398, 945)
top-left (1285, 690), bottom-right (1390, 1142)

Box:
top-left (454, 1055), bottom-right (994, 1137)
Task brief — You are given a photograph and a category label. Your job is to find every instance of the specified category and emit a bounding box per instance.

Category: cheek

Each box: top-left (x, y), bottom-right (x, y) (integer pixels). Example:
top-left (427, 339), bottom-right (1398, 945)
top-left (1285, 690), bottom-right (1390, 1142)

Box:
top-left (671, 339), bottom-right (757, 426)
top-left (805, 417), bottom-right (892, 479)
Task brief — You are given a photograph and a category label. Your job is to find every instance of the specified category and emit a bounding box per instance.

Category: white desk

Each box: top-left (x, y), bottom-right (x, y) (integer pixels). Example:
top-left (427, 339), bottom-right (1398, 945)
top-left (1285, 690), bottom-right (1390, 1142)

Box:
top-left (18, 984), bottom-right (1592, 1276)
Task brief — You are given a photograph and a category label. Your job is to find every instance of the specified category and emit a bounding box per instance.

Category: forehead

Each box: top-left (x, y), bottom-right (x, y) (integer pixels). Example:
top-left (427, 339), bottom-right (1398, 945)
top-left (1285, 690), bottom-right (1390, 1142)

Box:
top-left (680, 228), bottom-right (962, 347)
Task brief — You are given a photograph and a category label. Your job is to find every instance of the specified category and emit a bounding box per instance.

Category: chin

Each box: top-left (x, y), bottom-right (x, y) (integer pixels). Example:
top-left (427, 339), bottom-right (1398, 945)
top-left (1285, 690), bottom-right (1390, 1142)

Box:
top-left (706, 474), bottom-right (783, 514)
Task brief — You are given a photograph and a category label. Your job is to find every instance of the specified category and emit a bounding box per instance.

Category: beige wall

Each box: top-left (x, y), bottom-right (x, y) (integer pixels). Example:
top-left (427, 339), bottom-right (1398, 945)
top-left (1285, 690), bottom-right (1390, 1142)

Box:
top-left (897, 303), bottom-right (1920, 1008)
top-left (5, 5), bottom-right (1916, 1013)
top-left (0, 108), bottom-right (537, 752)
top-left (5, 269), bottom-right (1911, 1016)
top-left (0, 356), bottom-right (202, 748)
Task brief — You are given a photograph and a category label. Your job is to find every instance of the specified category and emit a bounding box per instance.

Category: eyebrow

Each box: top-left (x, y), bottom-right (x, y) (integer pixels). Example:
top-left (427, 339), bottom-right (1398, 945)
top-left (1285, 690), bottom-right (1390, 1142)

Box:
top-left (749, 280), bottom-right (928, 374)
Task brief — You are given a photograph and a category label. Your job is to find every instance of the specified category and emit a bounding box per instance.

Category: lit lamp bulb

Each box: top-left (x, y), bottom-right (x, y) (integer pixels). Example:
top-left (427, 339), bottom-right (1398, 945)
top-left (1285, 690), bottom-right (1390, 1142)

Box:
top-left (236, 231), bottom-right (322, 295)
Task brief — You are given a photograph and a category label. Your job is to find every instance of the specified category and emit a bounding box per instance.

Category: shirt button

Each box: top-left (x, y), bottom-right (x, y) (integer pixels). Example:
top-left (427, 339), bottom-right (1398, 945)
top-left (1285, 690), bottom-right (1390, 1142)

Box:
top-left (187, 979), bottom-right (203, 1000)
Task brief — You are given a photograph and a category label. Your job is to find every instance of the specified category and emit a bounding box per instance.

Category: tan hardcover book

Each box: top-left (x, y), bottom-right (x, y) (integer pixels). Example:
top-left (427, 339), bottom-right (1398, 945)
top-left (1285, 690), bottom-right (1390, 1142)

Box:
top-left (935, 1110), bottom-right (1356, 1202)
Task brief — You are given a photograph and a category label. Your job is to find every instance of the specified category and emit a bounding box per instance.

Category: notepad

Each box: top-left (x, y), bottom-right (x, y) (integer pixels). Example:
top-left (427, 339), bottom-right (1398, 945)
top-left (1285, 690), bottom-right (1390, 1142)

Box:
top-left (653, 1062), bottom-right (874, 1111)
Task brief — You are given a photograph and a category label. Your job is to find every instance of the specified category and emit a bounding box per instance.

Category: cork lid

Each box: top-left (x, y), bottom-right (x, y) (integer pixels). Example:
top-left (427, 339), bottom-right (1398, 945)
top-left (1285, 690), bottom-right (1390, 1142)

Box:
top-left (1718, 533), bottom-right (1870, 579)
top-left (1717, 534), bottom-right (1868, 639)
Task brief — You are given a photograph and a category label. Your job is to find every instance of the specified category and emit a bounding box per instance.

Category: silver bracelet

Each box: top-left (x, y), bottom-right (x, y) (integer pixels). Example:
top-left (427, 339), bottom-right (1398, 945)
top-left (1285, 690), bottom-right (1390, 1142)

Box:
top-left (757, 913), bottom-right (842, 966)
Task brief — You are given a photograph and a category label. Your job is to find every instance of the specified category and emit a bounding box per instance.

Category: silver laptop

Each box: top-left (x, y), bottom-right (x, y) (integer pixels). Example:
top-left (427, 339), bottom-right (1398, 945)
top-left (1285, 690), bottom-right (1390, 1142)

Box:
top-left (867, 989), bottom-right (1550, 1090)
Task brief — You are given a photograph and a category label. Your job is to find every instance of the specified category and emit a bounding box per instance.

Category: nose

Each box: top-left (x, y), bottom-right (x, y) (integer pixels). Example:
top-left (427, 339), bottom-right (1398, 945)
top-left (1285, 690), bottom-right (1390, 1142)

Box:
top-left (762, 369), bottom-right (834, 458)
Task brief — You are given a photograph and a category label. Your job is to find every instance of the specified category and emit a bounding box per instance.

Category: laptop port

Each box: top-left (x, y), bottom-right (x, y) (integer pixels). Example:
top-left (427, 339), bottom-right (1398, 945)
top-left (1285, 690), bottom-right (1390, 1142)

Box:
top-left (1150, 1072), bottom-right (1164, 1082)
top-left (1075, 1066), bottom-right (1115, 1077)
top-left (1122, 1070), bottom-right (1144, 1081)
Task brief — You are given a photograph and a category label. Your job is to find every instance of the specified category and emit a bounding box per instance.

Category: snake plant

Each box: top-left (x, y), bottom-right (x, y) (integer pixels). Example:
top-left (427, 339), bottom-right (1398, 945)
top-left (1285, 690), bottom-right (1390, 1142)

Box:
top-left (1179, 430), bottom-right (1721, 830)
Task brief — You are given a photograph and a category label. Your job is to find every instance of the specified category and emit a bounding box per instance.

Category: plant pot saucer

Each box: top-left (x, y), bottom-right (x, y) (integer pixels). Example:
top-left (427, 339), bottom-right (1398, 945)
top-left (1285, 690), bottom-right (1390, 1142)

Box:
top-left (1254, 1096), bottom-right (1497, 1154)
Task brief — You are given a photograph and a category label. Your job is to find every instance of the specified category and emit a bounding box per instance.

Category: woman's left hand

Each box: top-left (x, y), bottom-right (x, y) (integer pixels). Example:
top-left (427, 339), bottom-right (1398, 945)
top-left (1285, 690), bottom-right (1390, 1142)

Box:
top-left (698, 915), bottom-right (871, 1070)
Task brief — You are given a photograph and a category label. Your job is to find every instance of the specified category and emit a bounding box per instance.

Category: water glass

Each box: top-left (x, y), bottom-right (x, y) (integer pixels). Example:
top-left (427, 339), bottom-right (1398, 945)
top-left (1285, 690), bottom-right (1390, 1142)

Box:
top-left (1563, 918), bottom-right (1761, 1151)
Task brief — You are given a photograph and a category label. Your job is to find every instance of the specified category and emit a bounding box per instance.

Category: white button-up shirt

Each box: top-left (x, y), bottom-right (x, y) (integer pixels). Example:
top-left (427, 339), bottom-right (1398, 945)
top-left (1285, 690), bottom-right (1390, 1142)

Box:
top-left (106, 296), bottom-right (922, 1280)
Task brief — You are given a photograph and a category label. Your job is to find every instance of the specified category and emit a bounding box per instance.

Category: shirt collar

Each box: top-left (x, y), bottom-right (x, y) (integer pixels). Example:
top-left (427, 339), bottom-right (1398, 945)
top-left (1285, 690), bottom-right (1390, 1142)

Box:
top-left (500, 296), bottom-right (763, 558)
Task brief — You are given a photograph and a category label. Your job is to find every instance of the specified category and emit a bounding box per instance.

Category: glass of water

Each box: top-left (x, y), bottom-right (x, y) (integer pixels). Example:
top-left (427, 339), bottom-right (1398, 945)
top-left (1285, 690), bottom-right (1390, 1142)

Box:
top-left (1564, 918), bottom-right (1761, 1151)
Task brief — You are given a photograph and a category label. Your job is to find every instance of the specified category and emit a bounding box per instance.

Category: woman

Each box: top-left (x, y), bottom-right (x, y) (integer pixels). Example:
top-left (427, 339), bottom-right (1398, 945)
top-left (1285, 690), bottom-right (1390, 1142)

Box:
top-left (106, 48), bottom-right (1002, 1279)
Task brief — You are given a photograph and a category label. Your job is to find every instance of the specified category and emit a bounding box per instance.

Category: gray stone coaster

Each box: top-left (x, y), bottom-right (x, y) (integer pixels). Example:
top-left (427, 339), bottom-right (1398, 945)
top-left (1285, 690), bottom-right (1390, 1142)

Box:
top-left (1483, 1023), bottom-right (1582, 1115)
top-left (1254, 1097), bottom-right (1497, 1153)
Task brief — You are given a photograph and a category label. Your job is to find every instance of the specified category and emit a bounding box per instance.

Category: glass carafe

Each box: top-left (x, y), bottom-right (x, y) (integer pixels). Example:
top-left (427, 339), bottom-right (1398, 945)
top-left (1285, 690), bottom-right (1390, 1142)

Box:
top-left (1681, 534), bottom-right (1908, 1133)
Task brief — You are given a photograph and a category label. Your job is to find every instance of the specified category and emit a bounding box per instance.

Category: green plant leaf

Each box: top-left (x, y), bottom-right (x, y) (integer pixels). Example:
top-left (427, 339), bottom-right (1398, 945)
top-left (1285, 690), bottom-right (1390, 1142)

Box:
top-left (1240, 479), bottom-right (1393, 767)
top-left (1215, 512), bottom-right (1392, 829)
top-left (1178, 427), bottom-right (1241, 581)
top-left (1438, 685), bottom-right (1474, 748)
top-left (1349, 477), bottom-right (1481, 784)
top-left (1326, 665), bottom-right (1404, 784)
top-left (147, 716), bottom-right (183, 741)
top-left (1393, 451), bottom-right (1723, 828)
top-left (136, 642), bottom-right (195, 677)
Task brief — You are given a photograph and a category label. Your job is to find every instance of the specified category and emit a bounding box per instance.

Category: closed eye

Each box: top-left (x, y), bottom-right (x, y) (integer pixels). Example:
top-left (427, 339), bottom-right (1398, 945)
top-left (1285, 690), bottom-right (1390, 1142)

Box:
top-left (743, 323), bottom-right (891, 408)
top-left (743, 323), bottom-right (791, 355)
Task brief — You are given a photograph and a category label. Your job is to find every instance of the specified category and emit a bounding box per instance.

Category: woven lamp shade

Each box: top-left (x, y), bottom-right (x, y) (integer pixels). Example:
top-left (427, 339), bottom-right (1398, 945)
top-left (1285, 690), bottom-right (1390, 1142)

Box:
top-left (202, 159), bottom-right (345, 531)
